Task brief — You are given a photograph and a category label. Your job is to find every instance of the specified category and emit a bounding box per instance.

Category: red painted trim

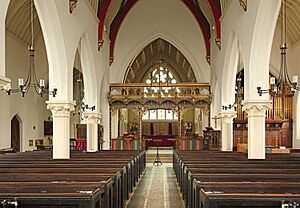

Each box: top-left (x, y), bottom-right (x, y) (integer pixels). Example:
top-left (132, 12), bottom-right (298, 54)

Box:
top-left (97, 0), bottom-right (112, 48)
top-left (109, 0), bottom-right (139, 63)
top-left (181, 0), bottom-right (211, 59)
top-left (207, 0), bottom-right (221, 42)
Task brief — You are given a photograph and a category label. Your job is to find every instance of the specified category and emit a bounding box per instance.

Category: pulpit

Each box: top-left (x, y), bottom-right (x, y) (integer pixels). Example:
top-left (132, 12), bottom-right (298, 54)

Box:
top-left (203, 127), bottom-right (221, 150)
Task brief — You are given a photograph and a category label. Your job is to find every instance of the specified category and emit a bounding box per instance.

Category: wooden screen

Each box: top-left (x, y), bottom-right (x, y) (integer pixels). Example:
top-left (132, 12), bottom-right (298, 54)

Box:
top-left (142, 122), bottom-right (178, 135)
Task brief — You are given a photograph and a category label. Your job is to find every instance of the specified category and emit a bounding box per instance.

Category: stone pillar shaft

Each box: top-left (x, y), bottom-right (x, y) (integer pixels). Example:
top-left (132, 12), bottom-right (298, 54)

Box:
top-left (243, 100), bottom-right (271, 159)
top-left (220, 110), bottom-right (237, 151)
top-left (83, 112), bottom-right (101, 152)
top-left (47, 101), bottom-right (75, 159)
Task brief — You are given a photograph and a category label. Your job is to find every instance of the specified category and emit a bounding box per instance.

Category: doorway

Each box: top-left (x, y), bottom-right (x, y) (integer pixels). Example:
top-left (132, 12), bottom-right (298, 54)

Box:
top-left (11, 115), bottom-right (21, 152)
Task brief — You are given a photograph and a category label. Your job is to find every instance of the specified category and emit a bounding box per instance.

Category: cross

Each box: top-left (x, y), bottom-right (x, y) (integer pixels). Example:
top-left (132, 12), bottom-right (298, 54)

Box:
top-left (211, 115), bottom-right (221, 129)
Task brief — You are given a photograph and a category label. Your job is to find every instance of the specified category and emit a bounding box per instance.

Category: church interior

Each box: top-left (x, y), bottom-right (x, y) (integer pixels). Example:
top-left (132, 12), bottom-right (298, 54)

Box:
top-left (0, 0), bottom-right (300, 207)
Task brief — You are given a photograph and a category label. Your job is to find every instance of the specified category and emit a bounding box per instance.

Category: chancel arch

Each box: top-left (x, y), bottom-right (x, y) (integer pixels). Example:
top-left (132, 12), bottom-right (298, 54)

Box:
top-left (109, 37), bottom-right (211, 151)
top-left (124, 38), bottom-right (196, 84)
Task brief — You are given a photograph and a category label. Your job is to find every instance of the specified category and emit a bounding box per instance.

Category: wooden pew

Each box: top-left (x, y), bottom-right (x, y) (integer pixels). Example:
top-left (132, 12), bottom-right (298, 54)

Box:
top-left (0, 150), bottom-right (146, 208)
top-left (173, 150), bottom-right (300, 208)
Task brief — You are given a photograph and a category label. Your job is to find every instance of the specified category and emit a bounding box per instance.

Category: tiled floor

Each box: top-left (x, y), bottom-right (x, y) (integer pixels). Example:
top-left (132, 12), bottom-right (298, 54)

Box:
top-left (126, 163), bottom-right (184, 208)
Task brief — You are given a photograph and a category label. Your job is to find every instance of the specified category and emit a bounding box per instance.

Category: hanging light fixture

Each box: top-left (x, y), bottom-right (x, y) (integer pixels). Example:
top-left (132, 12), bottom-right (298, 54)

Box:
top-left (257, 0), bottom-right (299, 97)
top-left (5, 0), bottom-right (57, 97)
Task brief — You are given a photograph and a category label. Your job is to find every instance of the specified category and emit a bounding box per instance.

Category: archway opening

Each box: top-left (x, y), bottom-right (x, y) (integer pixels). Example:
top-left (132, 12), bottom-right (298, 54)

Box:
top-left (11, 114), bottom-right (21, 152)
top-left (109, 38), bottom-right (211, 150)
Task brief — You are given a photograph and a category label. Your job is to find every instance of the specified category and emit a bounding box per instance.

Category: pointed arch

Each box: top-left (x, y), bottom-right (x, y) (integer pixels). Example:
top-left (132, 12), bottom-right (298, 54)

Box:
top-left (11, 114), bottom-right (22, 152)
top-left (115, 30), bottom-right (206, 83)
top-left (242, 0), bottom-right (281, 100)
top-left (34, 0), bottom-right (71, 100)
top-left (77, 32), bottom-right (98, 107)
top-left (222, 32), bottom-right (241, 105)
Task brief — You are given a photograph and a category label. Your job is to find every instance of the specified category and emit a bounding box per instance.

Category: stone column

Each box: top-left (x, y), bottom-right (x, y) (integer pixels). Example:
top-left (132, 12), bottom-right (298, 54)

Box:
top-left (220, 110), bottom-right (237, 151)
top-left (242, 100), bottom-right (271, 159)
top-left (46, 101), bottom-right (75, 159)
top-left (194, 108), bottom-right (200, 134)
top-left (0, 76), bottom-right (10, 92)
top-left (82, 111), bottom-right (101, 152)
top-left (111, 110), bottom-right (119, 139)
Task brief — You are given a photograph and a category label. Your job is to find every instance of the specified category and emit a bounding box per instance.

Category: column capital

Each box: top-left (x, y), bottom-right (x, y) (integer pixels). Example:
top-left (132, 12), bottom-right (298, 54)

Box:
top-left (242, 100), bottom-right (272, 117)
top-left (220, 110), bottom-right (237, 119)
top-left (82, 111), bottom-right (101, 124)
top-left (46, 100), bottom-right (76, 117)
top-left (0, 75), bottom-right (11, 92)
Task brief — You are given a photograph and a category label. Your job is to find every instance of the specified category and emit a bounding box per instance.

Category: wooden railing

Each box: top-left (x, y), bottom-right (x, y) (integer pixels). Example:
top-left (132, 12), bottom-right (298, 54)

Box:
top-left (108, 82), bottom-right (211, 109)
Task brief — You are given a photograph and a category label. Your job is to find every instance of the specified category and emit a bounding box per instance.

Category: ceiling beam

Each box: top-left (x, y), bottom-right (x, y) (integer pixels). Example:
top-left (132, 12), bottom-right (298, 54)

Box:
top-left (109, 0), bottom-right (139, 65)
top-left (97, 0), bottom-right (112, 50)
top-left (142, 50), bottom-right (146, 63)
top-left (207, 0), bottom-right (221, 48)
top-left (150, 43), bottom-right (154, 55)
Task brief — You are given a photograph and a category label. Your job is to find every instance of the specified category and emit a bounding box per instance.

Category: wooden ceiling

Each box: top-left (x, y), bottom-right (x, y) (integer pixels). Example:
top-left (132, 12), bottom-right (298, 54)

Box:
top-left (124, 38), bottom-right (196, 83)
top-left (6, 0), bottom-right (42, 45)
top-left (5, 0), bottom-right (300, 66)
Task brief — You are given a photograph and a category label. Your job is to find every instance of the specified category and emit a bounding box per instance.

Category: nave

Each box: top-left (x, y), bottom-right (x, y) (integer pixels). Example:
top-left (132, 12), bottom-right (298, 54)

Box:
top-left (126, 164), bottom-right (184, 208)
top-left (1, 149), bottom-right (300, 207)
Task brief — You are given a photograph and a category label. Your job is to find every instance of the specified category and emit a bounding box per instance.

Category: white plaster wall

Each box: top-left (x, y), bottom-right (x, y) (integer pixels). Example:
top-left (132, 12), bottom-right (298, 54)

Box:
top-left (290, 40), bottom-right (300, 148)
top-left (0, 0), bottom-right (10, 76)
top-left (0, 33), bottom-right (48, 151)
top-left (110, 0), bottom-right (210, 83)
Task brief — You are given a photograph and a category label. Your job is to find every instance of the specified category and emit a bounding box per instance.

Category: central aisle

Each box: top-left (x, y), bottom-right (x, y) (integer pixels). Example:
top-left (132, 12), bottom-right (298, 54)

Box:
top-left (126, 162), bottom-right (184, 208)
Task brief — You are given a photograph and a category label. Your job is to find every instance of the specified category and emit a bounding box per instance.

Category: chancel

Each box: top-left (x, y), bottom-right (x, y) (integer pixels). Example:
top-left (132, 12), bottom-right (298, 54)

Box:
top-left (0, 0), bottom-right (300, 207)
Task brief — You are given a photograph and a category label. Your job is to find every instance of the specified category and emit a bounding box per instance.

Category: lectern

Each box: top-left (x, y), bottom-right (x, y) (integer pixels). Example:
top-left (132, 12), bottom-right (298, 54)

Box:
top-left (153, 139), bottom-right (162, 166)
